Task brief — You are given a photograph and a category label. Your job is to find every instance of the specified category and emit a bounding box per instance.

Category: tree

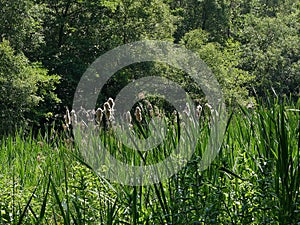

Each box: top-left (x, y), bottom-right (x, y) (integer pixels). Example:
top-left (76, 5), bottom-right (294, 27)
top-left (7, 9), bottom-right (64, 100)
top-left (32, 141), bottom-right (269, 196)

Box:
top-left (170, 0), bottom-right (231, 43)
top-left (0, 0), bottom-right (45, 59)
top-left (238, 10), bottom-right (300, 99)
top-left (0, 40), bottom-right (60, 135)
top-left (38, 0), bottom-right (178, 106)
top-left (180, 29), bottom-right (254, 106)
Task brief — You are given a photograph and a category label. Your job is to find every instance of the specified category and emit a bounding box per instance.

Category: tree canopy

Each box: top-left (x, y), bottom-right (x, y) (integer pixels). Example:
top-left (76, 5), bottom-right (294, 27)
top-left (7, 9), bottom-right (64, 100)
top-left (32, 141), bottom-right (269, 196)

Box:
top-left (0, 40), bottom-right (60, 134)
top-left (0, 0), bottom-right (299, 133)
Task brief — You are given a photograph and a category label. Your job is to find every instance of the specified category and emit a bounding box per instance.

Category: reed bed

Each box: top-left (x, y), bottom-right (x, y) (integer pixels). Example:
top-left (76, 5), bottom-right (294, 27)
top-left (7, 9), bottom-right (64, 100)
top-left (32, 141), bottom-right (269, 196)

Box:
top-left (0, 97), bottom-right (299, 224)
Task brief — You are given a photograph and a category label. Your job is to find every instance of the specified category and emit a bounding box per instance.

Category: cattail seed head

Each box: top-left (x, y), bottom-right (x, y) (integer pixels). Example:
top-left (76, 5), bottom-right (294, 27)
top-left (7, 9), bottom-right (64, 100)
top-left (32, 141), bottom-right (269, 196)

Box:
top-left (37, 141), bottom-right (44, 148)
top-left (104, 102), bottom-right (111, 111)
top-left (126, 111), bottom-right (132, 124)
top-left (62, 124), bottom-right (67, 131)
top-left (95, 108), bottom-right (103, 124)
top-left (173, 110), bottom-right (178, 124)
top-left (138, 92), bottom-right (145, 100)
top-left (246, 101), bottom-right (254, 109)
top-left (146, 100), bottom-right (154, 117)
top-left (135, 106), bottom-right (142, 123)
top-left (70, 110), bottom-right (77, 125)
top-left (145, 100), bottom-right (153, 110)
top-left (85, 109), bottom-right (95, 122)
top-left (196, 105), bottom-right (202, 118)
top-left (149, 109), bottom-right (154, 118)
top-left (107, 97), bottom-right (115, 109)
top-left (154, 105), bottom-right (160, 117)
top-left (205, 103), bottom-right (213, 111)
top-left (104, 102), bottom-right (111, 120)
top-left (65, 108), bottom-right (71, 126)
top-left (37, 154), bottom-right (40, 162)
top-left (183, 103), bottom-right (191, 117)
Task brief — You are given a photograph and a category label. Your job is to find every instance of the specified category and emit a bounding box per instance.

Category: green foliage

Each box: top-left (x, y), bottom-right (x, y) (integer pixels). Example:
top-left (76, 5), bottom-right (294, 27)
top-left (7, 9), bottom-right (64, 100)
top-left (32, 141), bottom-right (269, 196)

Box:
top-left (181, 29), bottom-right (254, 106)
top-left (171, 0), bottom-right (231, 43)
top-left (0, 40), bottom-right (60, 135)
top-left (37, 0), bottom-right (178, 106)
top-left (0, 0), bottom-right (45, 58)
top-left (238, 12), bottom-right (300, 99)
top-left (0, 0), bottom-right (299, 224)
top-left (0, 99), bottom-right (299, 224)
top-left (170, 0), bottom-right (300, 103)
top-left (0, 0), bottom-right (298, 123)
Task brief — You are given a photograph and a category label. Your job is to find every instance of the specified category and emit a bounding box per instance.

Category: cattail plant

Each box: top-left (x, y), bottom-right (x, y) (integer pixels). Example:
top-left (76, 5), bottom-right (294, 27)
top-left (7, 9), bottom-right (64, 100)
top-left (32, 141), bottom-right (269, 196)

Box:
top-left (145, 100), bottom-right (154, 118)
top-left (204, 103), bottom-right (212, 111)
top-left (87, 109), bottom-right (96, 123)
top-left (64, 108), bottom-right (71, 128)
top-left (95, 108), bottom-right (103, 125)
top-left (70, 110), bottom-right (77, 126)
top-left (104, 102), bottom-right (111, 121)
top-left (108, 98), bottom-right (115, 123)
top-left (138, 92), bottom-right (145, 100)
top-left (103, 99), bottom-right (116, 129)
top-left (107, 97), bottom-right (115, 110)
top-left (172, 110), bottom-right (179, 124)
top-left (154, 105), bottom-right (161, 118)
top-left (183, 102), bottom-right (191, 117)
top-left (196, 105), bottom-right (202, 119)
top-left (125, 111), bottom-right (133, 129)
top-left (126, 111), bottom-right (132, 124)
top-left (135, 106), bottom-right (142, 123)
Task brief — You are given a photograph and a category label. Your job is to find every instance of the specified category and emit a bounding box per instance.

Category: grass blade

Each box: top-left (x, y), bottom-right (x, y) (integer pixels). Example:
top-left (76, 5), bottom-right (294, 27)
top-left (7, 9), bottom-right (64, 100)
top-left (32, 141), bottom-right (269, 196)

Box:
top-left (17, 179), bottom-right (40, 225)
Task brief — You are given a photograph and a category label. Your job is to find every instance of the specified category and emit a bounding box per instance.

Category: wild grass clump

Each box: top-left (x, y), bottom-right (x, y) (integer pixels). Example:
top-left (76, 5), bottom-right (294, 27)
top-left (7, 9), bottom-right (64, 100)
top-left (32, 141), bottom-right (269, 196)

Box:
top-left (0, 97), bottom-right (299, 224)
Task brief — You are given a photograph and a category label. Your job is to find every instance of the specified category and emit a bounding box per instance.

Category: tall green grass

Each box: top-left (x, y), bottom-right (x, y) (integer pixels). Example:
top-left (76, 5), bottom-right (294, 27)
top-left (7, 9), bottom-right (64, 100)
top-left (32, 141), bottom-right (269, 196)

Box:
top-left (0, 98), bottom-right (299, 224)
